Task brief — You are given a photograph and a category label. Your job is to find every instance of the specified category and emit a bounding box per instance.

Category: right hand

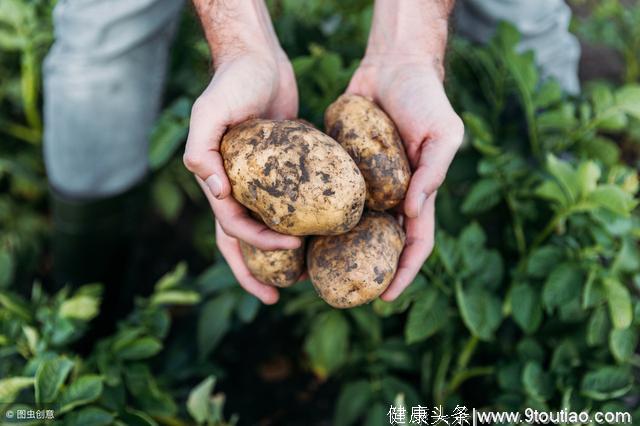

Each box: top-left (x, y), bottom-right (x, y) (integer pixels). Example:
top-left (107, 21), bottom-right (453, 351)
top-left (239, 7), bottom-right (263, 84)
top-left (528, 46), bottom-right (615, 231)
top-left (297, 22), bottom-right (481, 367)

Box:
top-left (185, 50), bottom-right (302, 304)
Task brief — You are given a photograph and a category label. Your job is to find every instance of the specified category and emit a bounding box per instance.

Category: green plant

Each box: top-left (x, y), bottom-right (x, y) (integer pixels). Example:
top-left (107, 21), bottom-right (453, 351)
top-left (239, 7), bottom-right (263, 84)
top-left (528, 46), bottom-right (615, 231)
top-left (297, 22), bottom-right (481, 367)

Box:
top-left (1, 1), bottom-right (639, 425)
top-left (0, 264), bottom-right (239, 425)
top-left (279, 21), bottom-right (640, 425)
top-left (573, 0), bottom-right (640, 83)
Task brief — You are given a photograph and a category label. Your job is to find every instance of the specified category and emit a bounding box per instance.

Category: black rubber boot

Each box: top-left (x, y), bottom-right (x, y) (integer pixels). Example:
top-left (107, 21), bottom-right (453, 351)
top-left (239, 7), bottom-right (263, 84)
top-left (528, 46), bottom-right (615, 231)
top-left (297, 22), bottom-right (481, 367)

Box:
top-left (50, 181), bottom-right (148, 329)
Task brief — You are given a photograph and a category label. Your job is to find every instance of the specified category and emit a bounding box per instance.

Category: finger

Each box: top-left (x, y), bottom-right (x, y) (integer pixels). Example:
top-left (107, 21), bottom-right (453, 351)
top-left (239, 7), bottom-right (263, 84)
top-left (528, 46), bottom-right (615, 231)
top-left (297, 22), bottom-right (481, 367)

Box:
top-left (216, 221), bottom-right (279, 304)
top-left (404, 117), bottom-right (464, 218)
top-left (197, 177), bottom-right (302, 251)
top-left (380, 194), bottom-right (436, 301)
top-left (183, 93), bottom-right (232, 200)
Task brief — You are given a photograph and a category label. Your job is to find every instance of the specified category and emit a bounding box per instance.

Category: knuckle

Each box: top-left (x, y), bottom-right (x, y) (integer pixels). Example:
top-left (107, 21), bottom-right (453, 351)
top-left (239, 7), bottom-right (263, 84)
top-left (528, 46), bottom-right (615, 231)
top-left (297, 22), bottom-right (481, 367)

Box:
top-left (190, 96), bottom-right (208, 117)
top-left (182, 151), bottom-right (202, 172)
top-left (450, 115), bottom-right (465, 144)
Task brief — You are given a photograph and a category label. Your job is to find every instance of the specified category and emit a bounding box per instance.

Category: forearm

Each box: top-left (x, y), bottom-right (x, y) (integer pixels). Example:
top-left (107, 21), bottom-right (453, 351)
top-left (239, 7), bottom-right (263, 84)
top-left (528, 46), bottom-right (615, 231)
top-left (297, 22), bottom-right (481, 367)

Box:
top-left (192, 0), bottom-right (283, 67)
top-left (365, 0), bottom-right (454, 76)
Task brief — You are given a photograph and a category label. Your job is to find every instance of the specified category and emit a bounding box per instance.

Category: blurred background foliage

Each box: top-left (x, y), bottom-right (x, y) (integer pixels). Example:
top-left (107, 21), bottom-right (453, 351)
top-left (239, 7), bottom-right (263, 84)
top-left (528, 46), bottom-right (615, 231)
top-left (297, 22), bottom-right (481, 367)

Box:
top-left (1, 0), bottom-right (640, 425)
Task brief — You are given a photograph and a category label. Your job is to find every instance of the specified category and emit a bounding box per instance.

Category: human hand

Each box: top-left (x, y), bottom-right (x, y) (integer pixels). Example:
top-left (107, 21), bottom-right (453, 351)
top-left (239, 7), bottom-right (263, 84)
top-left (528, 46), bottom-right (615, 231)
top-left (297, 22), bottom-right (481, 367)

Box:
top-left (186, 1), bottom-right (301, 303)
top-left (347, 58), bottom-right (464, 301)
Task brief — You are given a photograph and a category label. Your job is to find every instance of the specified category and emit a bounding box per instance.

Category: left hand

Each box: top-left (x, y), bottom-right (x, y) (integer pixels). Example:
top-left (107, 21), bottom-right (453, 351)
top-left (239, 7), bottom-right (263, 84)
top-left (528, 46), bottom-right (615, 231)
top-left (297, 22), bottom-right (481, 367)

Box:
top-left (346, 56), bottom-right (464, 301)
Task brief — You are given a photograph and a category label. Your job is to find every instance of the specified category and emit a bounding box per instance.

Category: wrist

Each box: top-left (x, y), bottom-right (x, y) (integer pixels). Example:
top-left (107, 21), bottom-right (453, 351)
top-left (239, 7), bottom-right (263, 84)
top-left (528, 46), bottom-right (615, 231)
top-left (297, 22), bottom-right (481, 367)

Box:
top-left (193, 0), bottom-right (284, 68)
top-left (358, 52), bottom-right (446, 83)
top-left (364, 0), bottom-right (452, 78)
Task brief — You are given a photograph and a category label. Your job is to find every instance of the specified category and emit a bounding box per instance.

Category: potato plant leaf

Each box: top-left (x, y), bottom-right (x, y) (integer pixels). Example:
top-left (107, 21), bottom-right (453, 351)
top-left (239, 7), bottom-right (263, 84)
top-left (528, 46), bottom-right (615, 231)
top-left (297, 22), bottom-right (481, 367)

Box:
top-left (35, 356), bottom-right (74, 404)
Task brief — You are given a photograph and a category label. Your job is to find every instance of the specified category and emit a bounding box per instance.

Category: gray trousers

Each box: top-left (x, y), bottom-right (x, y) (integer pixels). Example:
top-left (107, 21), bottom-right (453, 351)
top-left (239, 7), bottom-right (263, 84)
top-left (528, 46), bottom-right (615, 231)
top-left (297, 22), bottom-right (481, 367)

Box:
top-left (44, 0), bottom-right (580, 199)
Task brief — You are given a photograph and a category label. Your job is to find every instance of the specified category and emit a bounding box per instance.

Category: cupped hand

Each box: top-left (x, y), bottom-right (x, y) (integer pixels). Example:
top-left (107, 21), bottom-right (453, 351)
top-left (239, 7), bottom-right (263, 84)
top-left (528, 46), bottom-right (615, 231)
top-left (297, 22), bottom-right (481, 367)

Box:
top-left (185, 51), bottom-right (301, 303)
top-left (347, 57), bottom-right (464, 301)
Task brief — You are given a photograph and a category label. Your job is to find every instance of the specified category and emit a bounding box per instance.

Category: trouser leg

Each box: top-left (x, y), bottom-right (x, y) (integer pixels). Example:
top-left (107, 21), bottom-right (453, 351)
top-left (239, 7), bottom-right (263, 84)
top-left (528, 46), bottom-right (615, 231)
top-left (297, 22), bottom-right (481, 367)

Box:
top-left (44, 0), bottom-right (184, 198)
top-left (454, 0), bottom-right (581, 94)
top-left (43, 0), bottom-right (183, 294)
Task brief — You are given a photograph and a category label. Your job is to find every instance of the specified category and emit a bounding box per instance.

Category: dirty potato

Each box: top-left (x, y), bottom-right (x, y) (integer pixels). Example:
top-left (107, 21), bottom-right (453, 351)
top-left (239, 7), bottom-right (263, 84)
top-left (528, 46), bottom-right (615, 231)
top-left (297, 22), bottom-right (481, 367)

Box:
top-left (221, 119), bottom-right (366, 236)
top-left (307, 211), bottom-right (405, 308)
top-left (324, 94), bottom-right (411, 211)
top-left (239, 241), bottom-right (305, 288)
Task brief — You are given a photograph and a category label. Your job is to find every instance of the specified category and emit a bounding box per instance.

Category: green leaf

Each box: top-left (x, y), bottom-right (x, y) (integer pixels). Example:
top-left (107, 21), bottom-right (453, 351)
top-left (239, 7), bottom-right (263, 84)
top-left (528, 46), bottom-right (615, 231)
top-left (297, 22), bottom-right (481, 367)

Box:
top-left (550, 341), bottom-right (580, 373)
top-left (364, 403), bottom-right (387, 426)
top-left (155, 262), bottom-right (187, 291)
top-left (304, 311), bottom-right (349, 379)
top-left (461, 178), bottom-right (502, 214)
top-left (0, 377), bottom-right (34, 404)
top-left (148, 98), bottom-right (190, 170)
top-left (405, 289), bottom-right (448, 344)
top-left (537, 103), bottom-right (577, 131)
top-left (462, 112), bottom-right (493, 143)
top-left (615, 84), bottom-right (640, 120)
top-left (35, 356), bottom-right (74, 404)
top-left (152, 178), bottom-right (184, 222)
top-left (609, 328), bottom-right (638, 363)
top-left (59, 295), bottom-right (100, 320)
top-left (535, 180), bottom-right (569, 207)
top-left (534, 80), bottom-right (562, 108)
top-left (613, 238), bottom-right (640, 274)
top-left (546, 154), bottom-right (579, 203)
top-left (187, 376), bottom-right (215, 424)
top-left (119, 408), bottom-right (159, 426)
top-left (124, 364), bottom-right (176, 417)
top-left (510, 283), bottom-right (542, 334)
top-left (62, 407), bottom-right (115, 426)
top-left (462, 112), bottom-right (499, 155)
top-left (197, 263), bottom-right (237, 294)
top-left (542, 263), bottom-right (583, 311)
top-left (198, 292), bottom-right (237, 360)
top-left (0, 291), bottom-right (31, 321)
top-left (349, 307), bottom-right (382, 344)
top-left (527, 246), bottom-right (563, 278)
top-left (455, 282), bottom-right (502, 341)
top-left (522, 362), bottom-right (553, 401)
top-left (150, 290), bottom-right (200, 306)
top-left (591, 83), bottom-right (614, 114)
top-left (0, 248), bottom-right (14, 288)
top-left (334, 380), bottom-right (371, 426)
top-left (372, 274), bottom-right (425, 317)
top-left (497, 363), bottom-right (522, 392)
top-left (22, 325), bottom-right (38, 353)
top-left (58, 375), bottom-right (103, 414)
top-left (588, 185), bottom-right (636, 216)
top-left (580, 137), bottom-right (620, 166)
top-left (236, 293), bottom-right (260, 323)
top-left (581, 366), bottom-right (633, 400)
top-left (587, 306), bottom-right (610, 347)
top-left (604, 278), bottom-right (633, 329)
top-left (576, 161), bottom-right (601, 196)
top-left (115, 336), bottom-right (163, 360)
top-left (436, 232), bottom-right (461, 275)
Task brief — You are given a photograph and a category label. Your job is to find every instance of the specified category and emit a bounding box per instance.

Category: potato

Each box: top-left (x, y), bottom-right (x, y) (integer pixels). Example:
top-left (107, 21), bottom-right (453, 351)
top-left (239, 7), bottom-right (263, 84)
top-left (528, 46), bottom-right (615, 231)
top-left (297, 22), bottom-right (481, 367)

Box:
top-left (221, 119), bottom-right (366, 236)
top-left (239, 241), bottom-right (305, 288)
top-left (324, 94), bottom-right (411, 211)
top-left (307, 211), bottom-right (405, 308)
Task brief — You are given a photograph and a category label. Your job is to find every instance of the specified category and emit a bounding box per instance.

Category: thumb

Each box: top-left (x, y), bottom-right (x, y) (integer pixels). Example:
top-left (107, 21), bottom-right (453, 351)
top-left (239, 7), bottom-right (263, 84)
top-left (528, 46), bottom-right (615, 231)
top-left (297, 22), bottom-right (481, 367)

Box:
top-left (183, 96), bottom-right (232, 200)
top-left (404, 119), bottom-right (464, 218)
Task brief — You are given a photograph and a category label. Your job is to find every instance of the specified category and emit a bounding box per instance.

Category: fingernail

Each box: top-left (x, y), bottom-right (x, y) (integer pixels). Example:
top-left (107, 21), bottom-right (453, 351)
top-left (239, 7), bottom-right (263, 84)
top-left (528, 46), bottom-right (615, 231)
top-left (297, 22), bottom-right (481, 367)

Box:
top-left (417, 193), bottom-right (427, 216)
top-left (206, 174), bottom-right (222, 199)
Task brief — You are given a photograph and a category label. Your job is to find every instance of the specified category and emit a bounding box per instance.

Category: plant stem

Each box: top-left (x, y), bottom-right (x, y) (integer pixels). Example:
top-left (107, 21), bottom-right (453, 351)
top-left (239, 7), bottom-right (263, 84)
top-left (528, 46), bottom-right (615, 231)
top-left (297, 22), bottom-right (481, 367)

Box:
top-left (445, 366), bottom-right (495, 396)
top-left (0, 120), bottom-right (41, 144)
top-left (530, 211), bottom-right (565, 252)
top-left (506, 193), bottom-right (526, 255)
top-left (456, 335), bottom-right (479, 371)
